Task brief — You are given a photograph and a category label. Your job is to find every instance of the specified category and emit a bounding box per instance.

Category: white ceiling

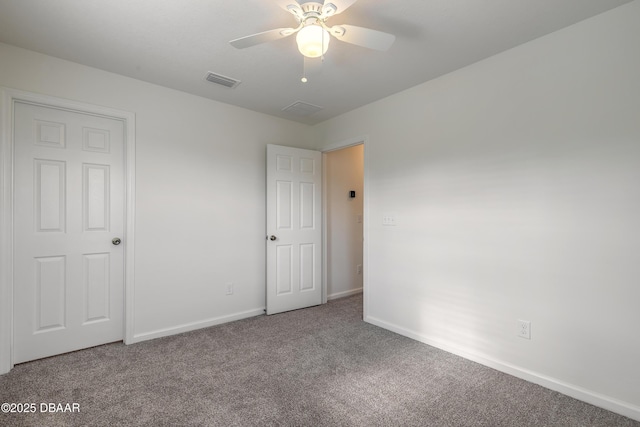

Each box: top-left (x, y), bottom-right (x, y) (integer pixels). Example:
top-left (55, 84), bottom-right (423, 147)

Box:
top-left (0, 0), bottom-right (632, 125)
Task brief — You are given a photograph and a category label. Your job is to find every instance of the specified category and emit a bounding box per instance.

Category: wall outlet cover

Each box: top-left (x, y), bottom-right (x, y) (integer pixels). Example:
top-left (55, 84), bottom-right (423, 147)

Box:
top-left (518, 319), bottom-right (531, 339)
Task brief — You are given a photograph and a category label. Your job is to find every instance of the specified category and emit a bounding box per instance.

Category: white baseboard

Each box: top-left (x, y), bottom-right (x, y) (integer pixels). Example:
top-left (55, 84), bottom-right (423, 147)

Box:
top-left (327, 287), bottom-right (363, 301)
top-left (365, 315), bottom-right (640, 422)
top-left (131, 307), bottom-right (265, 344)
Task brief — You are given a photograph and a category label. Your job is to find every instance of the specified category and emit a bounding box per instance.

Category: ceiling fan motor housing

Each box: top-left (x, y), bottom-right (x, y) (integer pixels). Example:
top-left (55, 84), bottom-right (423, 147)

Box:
top-left (299, 2), bottom-right (324, 15)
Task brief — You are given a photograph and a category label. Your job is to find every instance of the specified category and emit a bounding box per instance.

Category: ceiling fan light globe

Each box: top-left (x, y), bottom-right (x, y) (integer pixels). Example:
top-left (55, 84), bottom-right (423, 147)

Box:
top-left (296, 25), bottom-right (330, 58)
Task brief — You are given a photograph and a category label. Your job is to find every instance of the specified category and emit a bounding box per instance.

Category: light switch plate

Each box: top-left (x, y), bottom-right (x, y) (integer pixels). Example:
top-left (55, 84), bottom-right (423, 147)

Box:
top-left (382, 214), bottom-right (396, 226)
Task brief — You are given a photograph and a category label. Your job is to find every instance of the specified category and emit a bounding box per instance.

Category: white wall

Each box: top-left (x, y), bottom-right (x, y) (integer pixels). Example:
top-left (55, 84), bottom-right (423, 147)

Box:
top-left (325, 145), bottom-right (363, 299)
top-left (314, 1), bottom-right (640, 419)
top-left (0, 42), bottom-right (315, 341)
top-left (2, 0), bottom-right (640, 420)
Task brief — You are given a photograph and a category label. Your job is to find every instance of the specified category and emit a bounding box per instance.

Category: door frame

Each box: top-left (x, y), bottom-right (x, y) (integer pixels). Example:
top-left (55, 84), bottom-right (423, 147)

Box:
top-left (0, 87), bottom-right (136, 374)
top-left (320, 136), bottom-right (369, 319)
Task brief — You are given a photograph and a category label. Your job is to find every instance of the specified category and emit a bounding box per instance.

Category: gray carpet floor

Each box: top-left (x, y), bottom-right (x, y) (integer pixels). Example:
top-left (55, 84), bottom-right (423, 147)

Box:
top-left (0, 294), bottom-right (637, 427)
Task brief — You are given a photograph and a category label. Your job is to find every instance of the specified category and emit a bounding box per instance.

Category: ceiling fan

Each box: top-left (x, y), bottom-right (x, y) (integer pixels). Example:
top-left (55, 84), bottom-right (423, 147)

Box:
top-left (229, 0), bottom-right (396, 58)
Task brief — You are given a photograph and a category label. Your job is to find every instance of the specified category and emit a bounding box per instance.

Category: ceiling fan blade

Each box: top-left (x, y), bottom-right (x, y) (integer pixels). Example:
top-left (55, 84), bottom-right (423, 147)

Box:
top-left (230, 28), bottom-right (297, 49)
top-left (322, 0), bottom-right (358, 17)
top-left (274, 0), bottom-right (304, 19)
top-left (329, 24), bottom-right (396, 51)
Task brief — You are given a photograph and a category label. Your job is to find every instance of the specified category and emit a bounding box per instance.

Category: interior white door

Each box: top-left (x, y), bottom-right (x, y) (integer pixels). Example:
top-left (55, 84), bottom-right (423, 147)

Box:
top-left (13, 101), bottom-right (125, 363)
top-left (266, 144), bottom-right (322, 315)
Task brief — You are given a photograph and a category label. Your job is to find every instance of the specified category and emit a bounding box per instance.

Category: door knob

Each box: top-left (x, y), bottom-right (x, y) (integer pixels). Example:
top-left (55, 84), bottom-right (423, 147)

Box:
top-left (112, 238), bottom-right (122, 246)
top-left (269, 235), bottom-right (277, 241)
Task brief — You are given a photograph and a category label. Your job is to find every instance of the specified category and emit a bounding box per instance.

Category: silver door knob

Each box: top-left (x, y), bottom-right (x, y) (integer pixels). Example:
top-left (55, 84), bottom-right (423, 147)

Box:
top-left (269, 235), bottom-right (277, 241)
top-left (112, 238), bottom-right (122, 245)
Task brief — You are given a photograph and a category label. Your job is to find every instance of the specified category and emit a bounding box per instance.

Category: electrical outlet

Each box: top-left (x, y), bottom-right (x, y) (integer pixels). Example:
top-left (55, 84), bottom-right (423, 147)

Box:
top-left (357, 264), bottom-right (362, 275)
top-left (225, 282), bottom-right (234, 296)
top-left (517, 319), bottom-right (531, 339)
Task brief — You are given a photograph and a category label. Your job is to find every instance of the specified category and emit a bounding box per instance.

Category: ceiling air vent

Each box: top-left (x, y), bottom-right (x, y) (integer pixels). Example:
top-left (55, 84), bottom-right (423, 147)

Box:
top-left (204, 71), bottom-right (241, 89)
top-left (282, 101), bottom-right (323, 116)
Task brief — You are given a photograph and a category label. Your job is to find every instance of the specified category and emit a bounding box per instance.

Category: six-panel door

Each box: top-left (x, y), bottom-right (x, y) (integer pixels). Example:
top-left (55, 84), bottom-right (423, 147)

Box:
top-left (266, 144), bottom-right (322, 315)
top-left (13, 102), bottom-right (125, 363)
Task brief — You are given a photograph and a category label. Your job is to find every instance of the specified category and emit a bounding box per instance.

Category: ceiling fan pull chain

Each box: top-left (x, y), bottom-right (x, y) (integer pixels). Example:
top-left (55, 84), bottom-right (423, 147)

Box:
top-left (321, 27), bottom-right (326, 63)
top-left (301, 56), bottom-right (308, 83)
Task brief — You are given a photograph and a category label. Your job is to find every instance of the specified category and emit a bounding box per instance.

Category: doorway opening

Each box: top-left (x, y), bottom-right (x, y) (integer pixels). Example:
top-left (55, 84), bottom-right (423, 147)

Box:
top-left (323, 143), bottom-right (364, 307)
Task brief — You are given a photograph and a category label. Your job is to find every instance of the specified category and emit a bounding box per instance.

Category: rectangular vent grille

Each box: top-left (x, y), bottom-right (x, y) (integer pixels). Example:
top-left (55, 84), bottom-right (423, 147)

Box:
top-left (282, 101), bottom-right (323, 116)
top-left (204, 72), bottom-right (241, 89)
